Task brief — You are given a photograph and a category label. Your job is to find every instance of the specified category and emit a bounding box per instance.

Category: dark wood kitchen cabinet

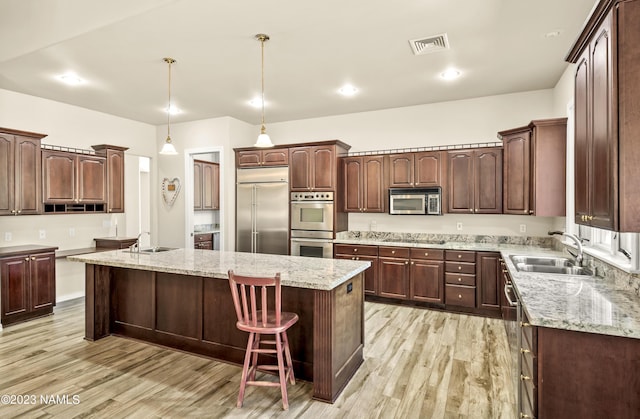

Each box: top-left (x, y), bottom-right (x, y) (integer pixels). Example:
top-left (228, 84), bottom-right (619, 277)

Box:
top-left (0, 245), bottom-right (57, 327)
top-left (0, 128), bottom-right (47, 216)
top-left (236, 148), bottom-right (289, 167)
top-left (476, 252), bottom-right (500, 313)
top-left (409, 248), bottom-right (444, 304)
top-left (342, 155), bottom-right (384, 213)
top-left (334, 244), bottom-right (379, 295)
top-left (447, 148), bottom-right (502, 214)
top-left (378, 246), bottom-right (410, 299)
top-left (289, 141), bottom-right (350, 192)
top-left (42, 150), bottom-right (106, 204)
top-left (499, 118), bottom-right (567, 216)
top-left (388, 151), bottom-right (444, 188)
top-left (444, 250), bottom-right (476, 308)
top-left (567, 0), bottom-right (640, 231)
top-left (194, 160), bottom-right (219, 211)
top-left (194, 233), bottom-right (213, 250)
top-left (92, 145), bottom-right (128, 213)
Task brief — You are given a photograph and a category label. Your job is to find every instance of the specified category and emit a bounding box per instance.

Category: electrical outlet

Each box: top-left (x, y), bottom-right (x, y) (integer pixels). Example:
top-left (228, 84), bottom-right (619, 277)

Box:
top-left (456, 222), bottom-right (463, 231)
top-left (39, 229), bottom-right (46, 239)
top-left (4, 232), bottom-right (11, 241)
top-left (519, 224), bottom-right (527, 233)
top-left (69, 228), bottom-right (76, 237)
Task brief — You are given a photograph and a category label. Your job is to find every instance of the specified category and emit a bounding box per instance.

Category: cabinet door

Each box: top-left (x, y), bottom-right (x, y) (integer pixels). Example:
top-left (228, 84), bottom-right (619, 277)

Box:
top-left (237, 151), bottom-right (262, 167)
top-left (194, 161), bottom-right (203, 210)
top-left (447, 151), bottom-right (474, 213)
top-left (0, 256), bottom-right (29, 318)
top-left (15, 136), bottom-right (42, 214)
top-left (343, 157), bottom-right (363, 212)
top-left (414, 151), bottom-right (443, 187)
top-left (477, 252), bottom-right (500, 310)
top-left (289, 147), bottom-right (312, 191)
top-left (77, 155), bottom-right (106, 203)
top-left (378, 257), bottom-right (409, 299)
top-left (212, 162), bottom-right (220, 210)
top-left (474, 148), bottom-right (503, 214)
top-left (311, 145), bottom-right (335, 190)
top-left (30, 252), bottom-right (55, 310)
top-left (574, 50), bottom-right (591, 225)
top-left (0, 133), bottom-right (15, 215)
top-left (363, 156), bottom-right (384, 212)
top-left (590, 14), bottom-right (615, 230)
top-left (262, 149), bottom-right (288, 166)
top-left (42, 151), bottom-right (76, 202)
top-left (202, 162), bottom-right (215, 210)
top-left (503, 130), bottom-right (531, 215)
top-left (106, 149), bottom-right (125, 213)
top-left (388, 154), bottom-right (414, 187)
top-left (410, 259), bottom-right (444, 303)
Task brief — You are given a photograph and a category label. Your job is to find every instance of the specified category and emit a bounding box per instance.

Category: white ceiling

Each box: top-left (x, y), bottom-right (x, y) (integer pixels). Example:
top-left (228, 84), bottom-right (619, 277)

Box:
top-left (0, 0), bottom-right (597, 126)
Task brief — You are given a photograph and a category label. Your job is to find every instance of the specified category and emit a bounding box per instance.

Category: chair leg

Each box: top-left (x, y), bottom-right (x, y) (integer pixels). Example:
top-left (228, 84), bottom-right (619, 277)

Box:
top-left (238, 332), bottom-right (254, 408)
top-left (275, 332), bottom-right (289, 410)
top-left (249, 333), bottom-right (260, 381)
top-left (282, 331), bottom-right (295, 385)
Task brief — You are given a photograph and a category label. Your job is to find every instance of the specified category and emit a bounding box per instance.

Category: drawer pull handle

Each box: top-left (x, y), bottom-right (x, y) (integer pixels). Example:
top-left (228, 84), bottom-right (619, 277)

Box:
top-left (520, 348), bottom-right (530, 354)
top-left (520, 374), bottom-right (531, 381)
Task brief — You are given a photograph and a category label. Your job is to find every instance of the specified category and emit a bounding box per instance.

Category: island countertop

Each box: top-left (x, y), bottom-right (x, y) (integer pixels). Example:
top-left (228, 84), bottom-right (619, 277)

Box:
top-left (68, 248), bottom-right (370, 291)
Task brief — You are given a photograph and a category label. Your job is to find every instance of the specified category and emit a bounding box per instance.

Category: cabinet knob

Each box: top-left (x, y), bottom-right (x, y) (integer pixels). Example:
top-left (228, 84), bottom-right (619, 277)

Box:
top-left (353, 248), bottom-right (358, 252)
top-left (31, 256), bottom-right (36, 260)
top-left (458, 294), bottom-right (462, 299)
top-left (458, 266), bottom-right (462, 270)
top-left (25, 257), bottom-right (29, 261)
top-left (404, 261), bottom-right (408, 265)
top-left (469, 209), bottom-right (473, 213)
top-left (351, 256), bottom-right (356, 260)
top-left (520, 322), bottom-right (531, 328)
top-left (391, 250), bottom-right (395, 254)
top-left (588, 215), bottom-right (594, 221)
top-left (520, 348), bottom-right (530, 354)
top-left (411, 261), bottom-right (414, 265)
top-left (17, 210), bottom-right (22, 214)
top-left (424, 252), bottom-right (429, 256)
top-left (458, 277), bottom-right (462, 282)
top-left (458, 254), bottom-right (462, 259)
top-left (529, 210), bottom-right (534, 214)
top-left (520, 374), bottom-right (531, 381)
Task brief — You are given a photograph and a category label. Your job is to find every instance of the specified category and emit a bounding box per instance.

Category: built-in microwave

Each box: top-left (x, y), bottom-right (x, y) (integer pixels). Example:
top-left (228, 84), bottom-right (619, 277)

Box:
top-left (389, 187), bottom-right (441, 215)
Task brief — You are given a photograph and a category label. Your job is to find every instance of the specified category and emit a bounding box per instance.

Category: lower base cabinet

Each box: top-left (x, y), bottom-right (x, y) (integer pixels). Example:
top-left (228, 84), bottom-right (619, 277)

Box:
top-left (0, 247), bottom-right (57, 326)
top-left (194, 233), bottom-right (213, 250)
top-left (378, 246), bottom-right (410, 299)
top-left (519, 310), bottom-right (640, 418)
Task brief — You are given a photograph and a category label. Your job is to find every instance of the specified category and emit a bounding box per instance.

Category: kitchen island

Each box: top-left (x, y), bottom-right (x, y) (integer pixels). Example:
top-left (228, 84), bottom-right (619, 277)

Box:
top-left (68, 248), bottom-right (370, 403)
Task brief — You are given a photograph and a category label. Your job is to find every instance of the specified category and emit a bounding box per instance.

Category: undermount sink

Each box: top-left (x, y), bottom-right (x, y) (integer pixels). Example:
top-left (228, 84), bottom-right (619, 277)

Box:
top-left (126, 247), bottom-right (175, 253)
top-left (510, 255), bottom-right (593, 276)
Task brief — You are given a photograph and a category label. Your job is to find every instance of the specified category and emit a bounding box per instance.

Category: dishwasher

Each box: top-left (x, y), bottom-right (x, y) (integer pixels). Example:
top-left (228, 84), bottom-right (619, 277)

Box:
top-left (502, 261), bottom-right (519, 414)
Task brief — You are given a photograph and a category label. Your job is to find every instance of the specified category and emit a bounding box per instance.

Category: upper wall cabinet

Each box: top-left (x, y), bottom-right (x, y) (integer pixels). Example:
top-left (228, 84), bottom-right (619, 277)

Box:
top-left (42, 150), bottom-right (106, 205)
top-left (342, 155), bottom-right (385, 213)
top-left (388, 151), bottom-right (444, 188)
top-left (0, 128), bottom-right (47, 216)
top-left (289, 141), bottom-right (350, 192)
top-left (566, 0), bottom-right (640, 231)
top-left (92, 145), bottom-right (128, 213)
top-left (447, 147), bottom-right (502, 214)
top-left (236, 148), bottom-right (288, 167)
top-left (499, 118), bottom-right (567, 216)
top-left (194, 159), bottom-right (219, 211)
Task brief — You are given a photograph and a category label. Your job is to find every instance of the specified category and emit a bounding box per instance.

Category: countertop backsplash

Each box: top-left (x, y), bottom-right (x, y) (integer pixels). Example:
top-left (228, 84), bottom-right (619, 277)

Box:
top-left (336, 231), bottom-right (554, 247)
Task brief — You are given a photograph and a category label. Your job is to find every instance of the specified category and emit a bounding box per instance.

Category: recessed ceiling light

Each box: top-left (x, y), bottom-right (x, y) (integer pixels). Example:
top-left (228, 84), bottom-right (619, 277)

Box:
top-left (440, 69), bottom-right (461, 80)
top-left (164, 104), bottom-right (181, 115)
top-left (338, 84), bottom-right (358, 96)
top-left (249, 97), bottom-right (264, 108)
top-left (545, 30), bottom-right (561, 38)
top-left (57, 72), bottom-right (85, 86)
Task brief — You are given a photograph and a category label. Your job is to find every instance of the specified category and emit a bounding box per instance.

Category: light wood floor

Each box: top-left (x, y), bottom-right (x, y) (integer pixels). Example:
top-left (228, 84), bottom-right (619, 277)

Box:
top-left (0, 299), bottom-right (515, 418)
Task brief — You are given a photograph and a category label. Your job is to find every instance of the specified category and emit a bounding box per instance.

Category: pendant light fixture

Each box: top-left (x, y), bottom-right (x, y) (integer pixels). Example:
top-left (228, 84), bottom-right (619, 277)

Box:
top-left (254, 34), bottom-right (274, 148)
top-left (160, 57), bottom-right (178, 155)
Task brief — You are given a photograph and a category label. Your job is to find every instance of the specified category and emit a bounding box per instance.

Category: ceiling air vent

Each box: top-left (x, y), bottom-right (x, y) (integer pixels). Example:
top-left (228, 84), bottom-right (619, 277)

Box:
top-left (409, 33), bottom-right (450, 55)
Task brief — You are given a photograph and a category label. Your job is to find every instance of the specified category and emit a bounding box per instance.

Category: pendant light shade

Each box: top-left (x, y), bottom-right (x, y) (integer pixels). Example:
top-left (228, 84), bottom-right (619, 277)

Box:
top-left (160, 57), bottom-right (178, 155)
top-left (254, 34), bottom-right (274, 148)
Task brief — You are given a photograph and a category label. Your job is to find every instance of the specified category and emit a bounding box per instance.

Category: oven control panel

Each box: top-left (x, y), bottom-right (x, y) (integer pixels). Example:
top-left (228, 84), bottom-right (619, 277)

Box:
top-left (290, 191), bottom-right (334, 201)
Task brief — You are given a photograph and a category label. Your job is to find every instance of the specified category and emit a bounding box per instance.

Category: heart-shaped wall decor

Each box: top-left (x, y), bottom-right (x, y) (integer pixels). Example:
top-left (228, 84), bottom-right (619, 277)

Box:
top-left (161, 177), bottom-right (181, 208)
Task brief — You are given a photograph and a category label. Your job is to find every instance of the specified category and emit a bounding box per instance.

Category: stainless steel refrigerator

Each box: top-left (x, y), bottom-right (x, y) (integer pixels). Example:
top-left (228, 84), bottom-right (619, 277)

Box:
top-left (236, 166), bottom-right (289, 255)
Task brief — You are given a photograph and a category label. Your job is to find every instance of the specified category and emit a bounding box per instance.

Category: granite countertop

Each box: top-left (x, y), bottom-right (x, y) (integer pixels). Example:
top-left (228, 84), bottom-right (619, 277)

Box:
top-left (501, 248), bottom-right (640, 340)
top-left (68, 248), bottom-right (369, 291)
top-left (336, 232), bottom-right (640, 340)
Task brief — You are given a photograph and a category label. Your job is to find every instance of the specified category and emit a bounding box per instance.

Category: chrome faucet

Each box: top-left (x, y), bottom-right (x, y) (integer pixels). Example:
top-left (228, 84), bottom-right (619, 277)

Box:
top-left (548, 231), bottom-right (583, 266)
top-left (130, 231), bottom-right (150, 253)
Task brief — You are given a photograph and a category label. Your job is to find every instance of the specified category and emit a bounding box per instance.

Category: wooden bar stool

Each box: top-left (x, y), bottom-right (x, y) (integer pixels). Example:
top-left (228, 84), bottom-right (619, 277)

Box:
top-left (227, 270), bottom-right (299, 410)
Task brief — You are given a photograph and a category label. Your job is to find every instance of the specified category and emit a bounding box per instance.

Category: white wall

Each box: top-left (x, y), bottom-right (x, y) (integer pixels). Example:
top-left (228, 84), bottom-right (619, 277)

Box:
top-left (0, 88), bottom-right (157, 301)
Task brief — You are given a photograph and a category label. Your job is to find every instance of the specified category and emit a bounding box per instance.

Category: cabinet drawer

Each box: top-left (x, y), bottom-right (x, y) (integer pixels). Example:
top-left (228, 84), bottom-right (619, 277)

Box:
top-left (194, 233), bottom-right (213, 243)
top-left (378, 246), bottom-right (410, 258)
top-left (445, 284), bottom-right (476, 307)
top-left (334, 244), bottom-right (378, 257)
top-left (445, 250), bottom-right (476, 262)
top-left (445, 272), bottom-right (476, 286)
top-left (410, 248), bottom-right (443, 260)
top-left (445, 261), bottom-right (476, 274)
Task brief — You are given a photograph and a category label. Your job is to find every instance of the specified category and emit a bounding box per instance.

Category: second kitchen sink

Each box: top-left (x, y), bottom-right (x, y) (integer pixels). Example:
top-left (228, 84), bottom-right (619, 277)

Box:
top-left (510, 255), bottom-right (593, 276)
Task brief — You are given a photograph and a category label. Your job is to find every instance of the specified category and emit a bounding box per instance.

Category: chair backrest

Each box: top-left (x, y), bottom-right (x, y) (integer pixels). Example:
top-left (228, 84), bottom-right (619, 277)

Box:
top-left (228, 270), bottom-right (282, 327)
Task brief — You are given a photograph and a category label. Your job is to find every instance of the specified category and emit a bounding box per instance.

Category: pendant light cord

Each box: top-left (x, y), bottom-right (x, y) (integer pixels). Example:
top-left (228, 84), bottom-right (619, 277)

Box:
top-left (260, 36), bottom-right (266, 130)
top-left (167, 59), bottom-right (172, 139)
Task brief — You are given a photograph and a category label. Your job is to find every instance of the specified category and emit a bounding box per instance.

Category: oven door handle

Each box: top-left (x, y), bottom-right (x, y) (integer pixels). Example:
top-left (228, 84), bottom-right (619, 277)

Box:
top-left (290, 238), bottom-right (333, 243)
top-left (504, 283), bottom-right (518, 307)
